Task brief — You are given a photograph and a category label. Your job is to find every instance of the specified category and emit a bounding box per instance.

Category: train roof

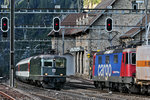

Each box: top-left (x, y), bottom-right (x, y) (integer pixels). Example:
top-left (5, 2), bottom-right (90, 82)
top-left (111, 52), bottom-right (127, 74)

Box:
top-left (96, 48), bottom-right (136, 55)
top-left (16, 57), bottom-right (32, 66)
top-left (123, 48), bottom-right (136, 52)
top-left (16, 54), bottom-right (66, 66)
top-left (38, 54), bottom-right (66, 59)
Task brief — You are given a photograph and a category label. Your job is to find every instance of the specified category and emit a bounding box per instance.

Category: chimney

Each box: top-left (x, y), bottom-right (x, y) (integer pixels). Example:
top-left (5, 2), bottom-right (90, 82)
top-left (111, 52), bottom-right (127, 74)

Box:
top-left (78, 17), bottom-right (82, 25)
top-left (86, 13), bottom-right (88, 18)
top-left (76, 18), bottom-right (79, 26)
top-left (85, 14), bottom-right (89, 25)
top-left (82, 15), bottom-right (85, 25)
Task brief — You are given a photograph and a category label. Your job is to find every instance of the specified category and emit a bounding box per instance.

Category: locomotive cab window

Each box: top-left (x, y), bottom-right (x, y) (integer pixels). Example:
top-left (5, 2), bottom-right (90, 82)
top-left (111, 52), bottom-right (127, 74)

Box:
top-left (114, 55), bottom-right (118, 64)
top-left (43, 59), bottom-right (53, 67)
top-left (131, 53), bottom-right (136, 65)
top-left (105, 56), bottom-right (109, 64)
top-left (55, 58), bottom-right (66, 68)
top-left (98, 56), bottom-right (102, 64)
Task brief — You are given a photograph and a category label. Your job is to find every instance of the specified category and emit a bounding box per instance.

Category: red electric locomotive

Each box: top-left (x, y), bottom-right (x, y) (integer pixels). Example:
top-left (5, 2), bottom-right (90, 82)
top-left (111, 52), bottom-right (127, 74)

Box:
top-left (92, 46), bottom-right (150, 94)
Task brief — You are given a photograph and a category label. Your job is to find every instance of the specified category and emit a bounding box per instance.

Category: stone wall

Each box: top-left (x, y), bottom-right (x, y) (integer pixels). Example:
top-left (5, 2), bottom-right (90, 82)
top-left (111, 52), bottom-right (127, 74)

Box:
top-left (51, 36), bottom-right (75, 55)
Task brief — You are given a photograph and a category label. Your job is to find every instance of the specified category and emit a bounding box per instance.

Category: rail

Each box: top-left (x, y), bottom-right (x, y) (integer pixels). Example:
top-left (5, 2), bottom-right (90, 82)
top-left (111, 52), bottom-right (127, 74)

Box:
top-left (0, 91), bottom-right (15, 100)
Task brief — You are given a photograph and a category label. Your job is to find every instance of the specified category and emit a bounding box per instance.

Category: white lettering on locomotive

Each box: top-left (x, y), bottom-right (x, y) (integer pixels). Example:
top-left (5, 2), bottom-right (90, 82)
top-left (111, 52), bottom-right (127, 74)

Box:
top-left (98, 64), bottom-right (112, 80)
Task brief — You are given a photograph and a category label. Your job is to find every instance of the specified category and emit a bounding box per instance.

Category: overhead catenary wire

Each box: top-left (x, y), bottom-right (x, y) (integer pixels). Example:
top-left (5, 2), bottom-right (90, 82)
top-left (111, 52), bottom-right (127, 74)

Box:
top-left (0, 8), bottom-right (149, 14)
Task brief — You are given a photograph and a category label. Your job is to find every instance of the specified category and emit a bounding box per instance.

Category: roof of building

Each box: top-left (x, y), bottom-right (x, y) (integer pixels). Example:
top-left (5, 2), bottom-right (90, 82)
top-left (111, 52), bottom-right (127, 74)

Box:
top-left (120, 14), bottom-right (150, 39)
top-left (48, 0), bottom-right (117, 37)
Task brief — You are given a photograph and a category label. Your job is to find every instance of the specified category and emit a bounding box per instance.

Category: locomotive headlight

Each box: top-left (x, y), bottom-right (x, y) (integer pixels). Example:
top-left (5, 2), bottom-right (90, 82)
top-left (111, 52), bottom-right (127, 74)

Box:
top-left (45, 73), bottom-right (48, 76)
top-left (90, 67), bottom-right (92, 71)
top-left (60, 74), bottom-right (63, 76)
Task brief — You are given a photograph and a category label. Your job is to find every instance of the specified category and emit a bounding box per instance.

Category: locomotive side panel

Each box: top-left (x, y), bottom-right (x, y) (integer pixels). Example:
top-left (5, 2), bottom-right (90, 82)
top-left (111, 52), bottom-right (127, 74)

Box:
top-left (111, 53), bottom-right (122, 76)
top-left (93, 51), bottom-right (122, 82)
top-left (136, 46), bottom-right (150, 81)
top-left (120, 51), bottom-right (136, 77)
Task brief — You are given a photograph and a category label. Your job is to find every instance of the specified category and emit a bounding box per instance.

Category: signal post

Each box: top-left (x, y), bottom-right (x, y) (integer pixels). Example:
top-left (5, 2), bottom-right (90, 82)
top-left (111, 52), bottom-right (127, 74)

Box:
top-left (10, 0), bottom-right (15, 87)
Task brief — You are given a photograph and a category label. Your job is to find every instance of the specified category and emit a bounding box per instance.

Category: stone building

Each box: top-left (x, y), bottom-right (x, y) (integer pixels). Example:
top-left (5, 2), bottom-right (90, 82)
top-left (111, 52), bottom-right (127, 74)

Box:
top-left (48, 0), bottom-right (150, 78)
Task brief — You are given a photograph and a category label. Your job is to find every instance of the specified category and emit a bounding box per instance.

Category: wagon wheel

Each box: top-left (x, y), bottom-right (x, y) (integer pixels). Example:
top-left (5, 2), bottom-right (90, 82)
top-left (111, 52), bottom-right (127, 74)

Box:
top-left (127, 84), bottom-right (133, 94)
top-left (94, 81), bottom-right (98, 88)
top-left (119, 84), bottom-right (124, 93)
top-left (128, 89), bottom-right (132, 94)
top-left (41, 82), bottom-right (48, 88)
top-left (147, 86), bottom-right (150, 95)
top-left (97, 82), bottom-right (103, 90)
top-left (140, 86), bottom-right (146, 94)
top-left (119, 87), bottom-right (123, 93)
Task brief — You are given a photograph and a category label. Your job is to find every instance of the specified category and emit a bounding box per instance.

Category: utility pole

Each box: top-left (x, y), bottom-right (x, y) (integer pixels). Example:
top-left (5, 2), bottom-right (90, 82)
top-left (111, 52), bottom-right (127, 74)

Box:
top-left (145, 0), bottom-right (148, 45)
top-left (62, 29), bottom-right (65, 55)
top-left (10, 0), bottom-right (15, 87)
top-left (78, 0), bottom-right (81, 12)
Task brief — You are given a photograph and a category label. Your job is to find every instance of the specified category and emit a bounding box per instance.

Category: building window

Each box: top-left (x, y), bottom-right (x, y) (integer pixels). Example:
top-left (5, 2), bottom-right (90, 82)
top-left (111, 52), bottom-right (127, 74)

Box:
top-left (132, 1), bottom-right (138, 12)
top-left (114, 55), bottom-right (118, 64)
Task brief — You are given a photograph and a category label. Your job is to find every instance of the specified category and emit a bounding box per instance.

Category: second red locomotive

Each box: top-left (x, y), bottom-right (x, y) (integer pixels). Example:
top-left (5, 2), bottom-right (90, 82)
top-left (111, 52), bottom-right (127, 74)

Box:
top-left (92, 46), bottom-right (150, 94)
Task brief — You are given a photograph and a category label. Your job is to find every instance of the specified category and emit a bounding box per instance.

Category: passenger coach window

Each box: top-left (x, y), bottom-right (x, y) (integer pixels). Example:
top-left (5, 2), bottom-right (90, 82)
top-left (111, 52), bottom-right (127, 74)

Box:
top-left (114, 55), bottom-right (118, 64)
top-left (105, 56), bottom-right (109, 64)
top-left (98, 56), bottom-right (102, 64)
top-left (131, 53), bottom-right (136, 65)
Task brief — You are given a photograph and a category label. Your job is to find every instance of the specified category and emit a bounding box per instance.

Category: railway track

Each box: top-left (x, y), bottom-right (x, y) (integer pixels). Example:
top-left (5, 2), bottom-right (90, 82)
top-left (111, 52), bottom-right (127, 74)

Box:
top-left (0, 83), bottom-right (34, 100)
top-left (31, 92), bottom-right (57, 100)
top-left (0, 91), bottom-right (15, 100)
top-left (15, 77), bottom-right (150, 100)
top-left (64, 76), bottom-right (150, 100)
top-left (16, 80), bottom-right (105, 100)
